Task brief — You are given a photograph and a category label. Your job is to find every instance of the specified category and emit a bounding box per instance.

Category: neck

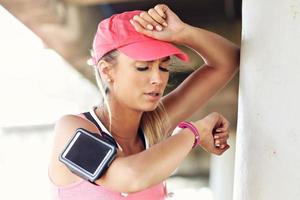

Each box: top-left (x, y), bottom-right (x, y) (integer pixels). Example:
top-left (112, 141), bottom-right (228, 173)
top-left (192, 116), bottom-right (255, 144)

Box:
top-left (95, 101), bottom-right (143, 146)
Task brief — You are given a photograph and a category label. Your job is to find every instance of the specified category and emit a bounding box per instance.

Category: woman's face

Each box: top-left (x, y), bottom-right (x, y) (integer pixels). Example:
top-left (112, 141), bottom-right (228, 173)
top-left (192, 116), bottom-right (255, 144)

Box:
top-left (110, 53), bottom-right (170, 112)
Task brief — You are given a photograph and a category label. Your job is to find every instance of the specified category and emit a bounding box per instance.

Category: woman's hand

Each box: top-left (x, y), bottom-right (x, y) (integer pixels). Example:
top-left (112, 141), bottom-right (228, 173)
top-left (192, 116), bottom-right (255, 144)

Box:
top-left (130, 4), bottom-right (188, 43)
top-left (194, 112), bottom-right (231, 155)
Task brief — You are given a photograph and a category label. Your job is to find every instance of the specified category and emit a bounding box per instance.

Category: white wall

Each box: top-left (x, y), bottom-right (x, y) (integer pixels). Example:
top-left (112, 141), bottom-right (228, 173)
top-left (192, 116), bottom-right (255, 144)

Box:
top-left (0, 6), bottom-right (100, 127)
top-left (233, 0), bottom-right (300, 199)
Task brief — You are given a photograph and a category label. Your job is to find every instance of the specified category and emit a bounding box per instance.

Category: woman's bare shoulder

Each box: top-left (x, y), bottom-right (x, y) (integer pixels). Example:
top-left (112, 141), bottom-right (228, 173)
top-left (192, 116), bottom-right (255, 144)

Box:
top-left (52, 113), bottom-right (104, 161)
top-left (54, 114), bottom-right (99, 137)
top-left (49, 114), bottom-right (100, 186)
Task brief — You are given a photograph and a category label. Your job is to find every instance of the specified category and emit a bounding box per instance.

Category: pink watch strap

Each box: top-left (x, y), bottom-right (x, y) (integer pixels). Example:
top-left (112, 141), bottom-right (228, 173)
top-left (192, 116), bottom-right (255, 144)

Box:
top-left (178, 121), bottom-right (200, 148)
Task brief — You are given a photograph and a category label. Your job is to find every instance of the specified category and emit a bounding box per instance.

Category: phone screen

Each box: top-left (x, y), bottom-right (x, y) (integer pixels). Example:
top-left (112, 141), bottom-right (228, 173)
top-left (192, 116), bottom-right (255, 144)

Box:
top-left (65, 132), bottom-right (112, 174)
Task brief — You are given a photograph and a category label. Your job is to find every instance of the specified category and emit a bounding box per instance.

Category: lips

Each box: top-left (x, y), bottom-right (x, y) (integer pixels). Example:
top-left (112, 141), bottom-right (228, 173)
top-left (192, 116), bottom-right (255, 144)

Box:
top-left (145, 92), bottom-right (160, 96)
top-left (144, 91), bottom-right (161, 101)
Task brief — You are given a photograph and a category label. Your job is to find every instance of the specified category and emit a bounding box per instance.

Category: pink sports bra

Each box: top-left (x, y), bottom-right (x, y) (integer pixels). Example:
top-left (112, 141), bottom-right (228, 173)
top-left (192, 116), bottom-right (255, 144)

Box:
top-left (50, 106), bottom-right (168, 200)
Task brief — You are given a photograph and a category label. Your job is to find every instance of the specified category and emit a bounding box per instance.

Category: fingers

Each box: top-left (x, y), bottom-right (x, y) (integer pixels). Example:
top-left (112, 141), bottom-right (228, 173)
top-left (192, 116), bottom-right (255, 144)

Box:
top-left (197, 113), bottom-right (231, 155)
top-left (215, 124), bottom-right (230, 132)
top-left (218, 114), bottom-right (230, 130)
top-left (212, 113), bottom-right (230, 149)
top-left (214, 144), bottom-right (230, 155)
top-left (154, 4), bottom-right (168, 19)
top-left (210, 143), bottom-right (230, 155)
top-left (210, 112), bottom-right (230, 130)
top-left (131, 5), bottom-right (169, 32)
top-left (214, 131), bottom-right (229, 139)
top-left (215, 140), bottom-right (228, 149)
top-left (214, 137), bottom-right (228, 145)
top-left (133, 14), bottom-right (153, 30)
top-left (214, 130), bottom-right (230, 149)
top-left (129, 19), bottom-right (153, 37)
top-left (148, 8), bottom-right (168, 27)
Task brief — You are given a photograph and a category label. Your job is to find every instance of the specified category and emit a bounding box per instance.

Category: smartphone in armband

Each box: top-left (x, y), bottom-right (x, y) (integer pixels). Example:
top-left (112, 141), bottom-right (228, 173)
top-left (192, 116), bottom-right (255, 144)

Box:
top-left (59, 128), bottom-right (117, 182)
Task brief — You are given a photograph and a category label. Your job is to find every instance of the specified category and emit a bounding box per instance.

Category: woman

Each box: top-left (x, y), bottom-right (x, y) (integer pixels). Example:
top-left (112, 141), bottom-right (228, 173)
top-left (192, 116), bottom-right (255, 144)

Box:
top-left (49, 4), bottom-right (240, 200)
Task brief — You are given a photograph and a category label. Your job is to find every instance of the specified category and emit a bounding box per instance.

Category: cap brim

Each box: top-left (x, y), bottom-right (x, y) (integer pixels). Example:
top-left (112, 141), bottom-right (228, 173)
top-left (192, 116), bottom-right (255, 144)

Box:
top-left (117, 39), bottom-right (189, 62)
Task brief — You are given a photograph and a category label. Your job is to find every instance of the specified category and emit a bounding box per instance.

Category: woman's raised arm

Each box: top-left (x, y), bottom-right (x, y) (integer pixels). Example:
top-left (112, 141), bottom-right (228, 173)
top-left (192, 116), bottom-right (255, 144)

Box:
top-left (130, 4), bottom-right (240, 131)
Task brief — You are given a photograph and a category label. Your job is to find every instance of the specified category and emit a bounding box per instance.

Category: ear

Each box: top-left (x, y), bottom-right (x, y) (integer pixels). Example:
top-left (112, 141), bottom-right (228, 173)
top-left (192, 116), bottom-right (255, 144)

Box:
top-left (97, 60), bottom-right (114, 83)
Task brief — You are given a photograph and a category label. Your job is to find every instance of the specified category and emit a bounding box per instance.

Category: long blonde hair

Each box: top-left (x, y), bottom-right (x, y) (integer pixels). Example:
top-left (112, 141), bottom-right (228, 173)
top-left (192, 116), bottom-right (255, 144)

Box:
top-left (93, 50), bottom-right (170, 146)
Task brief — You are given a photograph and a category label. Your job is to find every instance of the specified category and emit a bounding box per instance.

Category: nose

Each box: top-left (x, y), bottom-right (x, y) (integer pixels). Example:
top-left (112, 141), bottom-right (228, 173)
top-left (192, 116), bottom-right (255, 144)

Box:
top-left (150, 70), bottom-right (163, 85)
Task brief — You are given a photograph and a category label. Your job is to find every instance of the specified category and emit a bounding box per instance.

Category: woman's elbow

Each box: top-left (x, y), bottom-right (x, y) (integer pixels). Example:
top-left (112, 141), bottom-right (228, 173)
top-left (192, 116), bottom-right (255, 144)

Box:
top-left (234, 47), bottom-right (241, 67)
top-left (224, 47), bottom-right (240, 73)
top-left (231, 46), bottom-right (240, 69)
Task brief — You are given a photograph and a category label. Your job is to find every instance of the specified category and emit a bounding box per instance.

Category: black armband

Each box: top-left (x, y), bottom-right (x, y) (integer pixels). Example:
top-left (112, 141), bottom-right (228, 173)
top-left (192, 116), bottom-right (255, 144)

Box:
top-left (59, 128), bottom-right (117, 182)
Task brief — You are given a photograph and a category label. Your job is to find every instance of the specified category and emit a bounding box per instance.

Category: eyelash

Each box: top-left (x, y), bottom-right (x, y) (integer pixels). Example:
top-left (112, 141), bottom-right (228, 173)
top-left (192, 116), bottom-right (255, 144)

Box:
top-left (136, 66), bottom-right (170, 72)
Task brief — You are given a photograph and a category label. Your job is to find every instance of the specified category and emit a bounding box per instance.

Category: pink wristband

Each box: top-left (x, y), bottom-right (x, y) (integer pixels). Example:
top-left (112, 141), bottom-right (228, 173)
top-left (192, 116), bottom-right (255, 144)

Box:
top-left (178, 121), bottom-right (200, 148)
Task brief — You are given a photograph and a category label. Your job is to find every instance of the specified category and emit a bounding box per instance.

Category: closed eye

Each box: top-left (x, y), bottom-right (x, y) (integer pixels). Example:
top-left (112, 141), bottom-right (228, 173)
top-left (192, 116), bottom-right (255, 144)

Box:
top-left (136, 66), bottom-right (169, 72)
top-left (159, 66), bottom-right (170, 72)
top-left (136, 66), bottom-right (149, 71)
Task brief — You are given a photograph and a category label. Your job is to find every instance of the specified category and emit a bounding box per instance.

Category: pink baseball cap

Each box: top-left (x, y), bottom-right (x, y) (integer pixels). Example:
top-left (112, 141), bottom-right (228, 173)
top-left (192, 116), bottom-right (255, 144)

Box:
top-left (91, 10), bottom-right (189, 65)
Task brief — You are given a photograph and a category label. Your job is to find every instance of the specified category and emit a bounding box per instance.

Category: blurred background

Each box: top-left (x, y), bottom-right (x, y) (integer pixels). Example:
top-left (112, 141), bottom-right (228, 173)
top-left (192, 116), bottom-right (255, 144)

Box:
top-left (0, 0), bottom-right (241, 199)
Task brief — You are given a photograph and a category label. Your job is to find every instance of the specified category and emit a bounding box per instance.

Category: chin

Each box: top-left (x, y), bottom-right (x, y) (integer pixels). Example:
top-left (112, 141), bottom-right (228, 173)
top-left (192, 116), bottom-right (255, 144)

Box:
top-left (143, 107), bottom-right (157, 112)
top-left (140, 102), bottom-right (160, 112)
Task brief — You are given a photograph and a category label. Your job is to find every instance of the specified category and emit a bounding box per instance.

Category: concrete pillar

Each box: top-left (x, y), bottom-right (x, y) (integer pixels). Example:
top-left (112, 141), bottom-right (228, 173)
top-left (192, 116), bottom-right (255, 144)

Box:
top-left (233, 0), bottom-right (300, 199)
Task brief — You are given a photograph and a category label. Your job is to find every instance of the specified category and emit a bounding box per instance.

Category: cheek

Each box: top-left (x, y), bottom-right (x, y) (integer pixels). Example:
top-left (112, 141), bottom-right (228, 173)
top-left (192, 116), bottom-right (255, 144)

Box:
top-left (123, 72), bottom-right (145, 89)
top-left (113, 71), bottom-right (145, 100)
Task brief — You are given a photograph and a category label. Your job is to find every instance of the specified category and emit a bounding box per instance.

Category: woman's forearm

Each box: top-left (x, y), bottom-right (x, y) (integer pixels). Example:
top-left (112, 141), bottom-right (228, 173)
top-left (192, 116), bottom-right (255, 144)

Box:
top-left (177, 25), bottom-right (240, 71)
top-left (127, 128), bottom-right (195, 190)
top-left (99, 128), bottom-right (196, 193)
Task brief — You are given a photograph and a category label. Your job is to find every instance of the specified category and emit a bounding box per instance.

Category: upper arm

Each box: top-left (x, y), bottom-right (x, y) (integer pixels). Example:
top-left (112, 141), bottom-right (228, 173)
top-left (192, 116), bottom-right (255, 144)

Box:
top-left (48, 114), bottom-right (138, 193)
top-left (49, 114), bottom-right (100, 185)
top-left (162, 63), bottom-right (238, 132)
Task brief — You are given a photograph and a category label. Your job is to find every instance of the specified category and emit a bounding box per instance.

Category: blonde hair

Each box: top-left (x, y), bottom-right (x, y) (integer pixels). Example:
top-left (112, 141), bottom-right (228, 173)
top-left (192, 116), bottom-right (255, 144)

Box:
top-left (93, 50), bottom-right (170, 146)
